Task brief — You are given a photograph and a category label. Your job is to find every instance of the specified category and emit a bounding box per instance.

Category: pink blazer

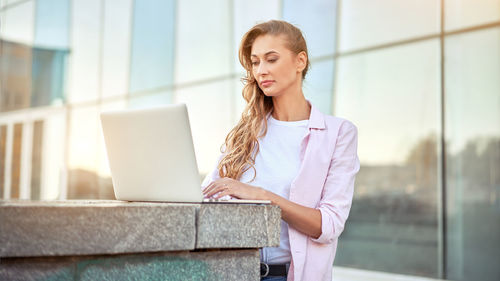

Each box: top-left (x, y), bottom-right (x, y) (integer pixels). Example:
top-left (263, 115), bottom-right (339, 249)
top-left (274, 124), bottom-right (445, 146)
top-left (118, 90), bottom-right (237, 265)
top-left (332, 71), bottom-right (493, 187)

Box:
top-left (203, 103), bottom-right (360, 281)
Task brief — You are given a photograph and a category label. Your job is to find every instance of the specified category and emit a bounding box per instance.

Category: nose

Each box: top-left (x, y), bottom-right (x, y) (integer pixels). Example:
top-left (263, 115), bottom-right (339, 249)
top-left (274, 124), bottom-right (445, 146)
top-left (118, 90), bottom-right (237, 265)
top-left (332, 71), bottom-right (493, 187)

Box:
top-left (255, 62), bottom-right (268, 76)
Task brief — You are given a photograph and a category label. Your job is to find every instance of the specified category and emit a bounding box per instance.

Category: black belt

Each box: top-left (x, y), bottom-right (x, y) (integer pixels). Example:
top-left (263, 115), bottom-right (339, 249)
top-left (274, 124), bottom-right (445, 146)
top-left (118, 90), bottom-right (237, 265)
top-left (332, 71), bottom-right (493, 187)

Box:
top-left (260, 263), bottom-right (289, 277)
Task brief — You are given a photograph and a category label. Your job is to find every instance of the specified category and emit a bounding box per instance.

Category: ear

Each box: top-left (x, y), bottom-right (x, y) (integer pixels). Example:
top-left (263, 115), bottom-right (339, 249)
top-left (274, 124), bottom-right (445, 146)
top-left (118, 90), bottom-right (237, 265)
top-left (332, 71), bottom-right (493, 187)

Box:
top-left (296, 51), bottom-right (308, 73)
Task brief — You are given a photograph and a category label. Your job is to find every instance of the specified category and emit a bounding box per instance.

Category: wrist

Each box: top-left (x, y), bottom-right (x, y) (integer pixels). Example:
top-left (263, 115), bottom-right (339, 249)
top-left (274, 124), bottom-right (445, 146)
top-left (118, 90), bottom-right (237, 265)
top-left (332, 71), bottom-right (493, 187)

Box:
top-left (260, 188), bottom-right (278, 205)
top-left (259, 187), bottom-right (269, 200)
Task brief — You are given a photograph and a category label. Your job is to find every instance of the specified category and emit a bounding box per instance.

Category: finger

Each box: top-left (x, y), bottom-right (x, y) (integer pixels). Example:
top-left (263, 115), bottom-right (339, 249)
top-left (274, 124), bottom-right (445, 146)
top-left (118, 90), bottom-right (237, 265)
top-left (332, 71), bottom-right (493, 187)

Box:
top-left (203, 178), bottom-right (232, 197)
top-left (215, 189), bottom-right (238, 199)
top-left (205, 183), bottom-right (227, 198)
top-left (202, 182), bottom-right (215, 194)
top-left (203, 180), bottom-right (223, 195)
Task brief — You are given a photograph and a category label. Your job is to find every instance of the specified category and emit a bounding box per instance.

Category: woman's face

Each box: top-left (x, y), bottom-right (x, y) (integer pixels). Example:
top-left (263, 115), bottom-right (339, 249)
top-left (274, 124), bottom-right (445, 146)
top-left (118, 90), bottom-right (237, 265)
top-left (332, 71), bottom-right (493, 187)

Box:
top-left (250, 34), bottom-right (305, 97)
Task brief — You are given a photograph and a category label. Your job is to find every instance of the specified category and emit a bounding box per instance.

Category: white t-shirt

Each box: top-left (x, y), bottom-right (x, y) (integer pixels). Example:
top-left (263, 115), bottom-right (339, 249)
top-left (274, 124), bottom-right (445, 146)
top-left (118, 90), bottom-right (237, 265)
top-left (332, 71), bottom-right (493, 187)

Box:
top-left (239, 114), bottom-right (309, 264)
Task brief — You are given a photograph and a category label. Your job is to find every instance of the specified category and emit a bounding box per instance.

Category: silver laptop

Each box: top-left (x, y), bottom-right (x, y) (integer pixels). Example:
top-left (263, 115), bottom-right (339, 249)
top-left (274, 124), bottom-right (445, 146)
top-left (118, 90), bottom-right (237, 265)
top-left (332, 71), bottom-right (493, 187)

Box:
top-left (100, 103), bottom-right (270, 204)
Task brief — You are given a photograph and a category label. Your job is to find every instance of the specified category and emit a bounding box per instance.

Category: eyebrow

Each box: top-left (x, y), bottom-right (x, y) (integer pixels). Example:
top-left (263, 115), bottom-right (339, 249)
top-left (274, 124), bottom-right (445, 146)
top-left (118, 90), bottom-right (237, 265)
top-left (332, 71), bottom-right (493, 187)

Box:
top-left (251, 51), bottom-right (279, 57)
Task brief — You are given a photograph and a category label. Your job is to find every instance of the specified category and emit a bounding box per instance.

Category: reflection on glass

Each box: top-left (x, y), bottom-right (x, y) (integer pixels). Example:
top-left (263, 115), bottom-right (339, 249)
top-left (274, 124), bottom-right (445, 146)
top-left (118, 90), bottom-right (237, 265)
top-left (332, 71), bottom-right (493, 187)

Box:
top-left (175, 0), bottom-right (231, 84)
top-left (67, 106), bottom-right (107, 199)
top-left (34, 0), bottom-right (70, 49)
top-left (174, 80), bottom-right (233, 176)
top-left (0, 125), bottom-right (6, 197)
top-left (232, 78), bottom-right (247, 125)
top-left (11, 123), bottom-right (23, 199)
top-left (102, 0), bottom-right (132, 99)
top-left (0, 40), bottom-right (32, 112)
top-left (68, 106), bottom-right (98, 171)
top-left (232, 0), bottom-right (281, 72)
top-left (334, 40), bottom-right (440, 277)
top-left (129, 0), bottom-right (174, 94)
top-left (40, 111), bottom-right (66, 200)
top-left (31, 48), bottom-right (68, 107)
top-left (30, 120), bottom-right (43, 200)
top-left (339, 0), bottom-right (440, 52)
top-left (445, 27), bottom-right (500, 281)
top-left (283, 0), bottom-right (336, 58)
top-left (128, 92), bottom-right (171, 109)
top-left (303, 58), bottom-right (334, 114)
top-left (1, 1), bottom-right (34, 45)
top-left (67, 0), bottom-right (101, 104)
top-left (445, 0), bottom-right (500, 31)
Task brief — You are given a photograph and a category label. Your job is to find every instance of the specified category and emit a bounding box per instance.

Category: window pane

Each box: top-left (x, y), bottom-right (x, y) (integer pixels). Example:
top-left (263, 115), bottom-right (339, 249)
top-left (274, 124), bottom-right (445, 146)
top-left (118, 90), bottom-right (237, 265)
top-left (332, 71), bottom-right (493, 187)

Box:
top-left (3, 0), bottom-right (26, 5)
top-left (40, 110), bottom-right (66, 200)
top-left (0, 1), bottom-right (34, 45)
top-left (339, 0), bottom-right (440, 52)
top-left (232, 78), bottom-right (247, 125)
top-left (232, 0), bottom-right (281, 72)
top-left (445, 27), bottom-right (500, 281)
top-left (445, 0), bottom-right (500, 31)
top-left (303, 59), bottom-right (334, 114)
top-left (129, 0), bottom-right (174, 94)
top-left (0, 125), bottom-right (6, 197)
top-left (67, 0), bottom-right (101, 104)
top-left (175, 0), bottom-right (231, 83)
top-left (128, 91), bottom-right (172, 109)
top-left (334, 40), bottom-right (441, 278)
top-left (174, 80), bottom-right (233, 176)
top-left (34, 0), bottom-right (70, 49)
top-left (31, 48), bottom-right (68, 107)
top-left (0, 40), bottom-right (32, 112)
top-left (102, 0), bottom-right (132, 99)
top-left (283, 0), bottom-right (337, 58)
top-left (32, 0), bottom-right (69, 107)
top-left (67, 106), bottom-right (99, 199)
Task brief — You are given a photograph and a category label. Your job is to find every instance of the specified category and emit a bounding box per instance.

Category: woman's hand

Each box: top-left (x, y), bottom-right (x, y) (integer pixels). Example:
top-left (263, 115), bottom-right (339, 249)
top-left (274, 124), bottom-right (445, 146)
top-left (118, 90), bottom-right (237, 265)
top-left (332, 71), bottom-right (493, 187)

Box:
top-left (202, 177), bottom-right (266, 200)
top-left (203, 177), bottom-right (322, 238)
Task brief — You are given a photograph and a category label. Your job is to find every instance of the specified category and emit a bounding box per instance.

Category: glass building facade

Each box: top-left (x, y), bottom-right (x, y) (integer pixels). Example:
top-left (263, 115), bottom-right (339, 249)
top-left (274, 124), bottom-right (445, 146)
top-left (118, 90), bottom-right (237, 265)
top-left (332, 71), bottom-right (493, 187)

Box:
top-left (0, 0), bottom-right (499, 280)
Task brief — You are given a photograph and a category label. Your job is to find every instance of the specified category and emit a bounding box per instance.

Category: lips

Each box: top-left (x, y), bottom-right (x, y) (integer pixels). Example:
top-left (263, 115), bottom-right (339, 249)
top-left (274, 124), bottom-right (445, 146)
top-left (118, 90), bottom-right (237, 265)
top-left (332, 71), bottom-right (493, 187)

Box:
top-left (261, 80), bottom-right (274, 87)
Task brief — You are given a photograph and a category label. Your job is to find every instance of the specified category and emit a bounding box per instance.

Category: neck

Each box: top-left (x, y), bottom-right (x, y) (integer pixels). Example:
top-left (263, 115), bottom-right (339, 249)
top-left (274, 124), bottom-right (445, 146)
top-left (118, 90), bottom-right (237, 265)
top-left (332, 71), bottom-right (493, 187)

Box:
top-left (271, 87), bottom-right (311, 121)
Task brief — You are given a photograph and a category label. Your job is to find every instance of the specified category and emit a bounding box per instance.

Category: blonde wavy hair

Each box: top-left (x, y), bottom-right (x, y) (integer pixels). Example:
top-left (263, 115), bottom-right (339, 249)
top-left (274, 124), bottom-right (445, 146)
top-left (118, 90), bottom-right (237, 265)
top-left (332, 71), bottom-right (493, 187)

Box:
top-left (217, 20), bottom-right (310, 180)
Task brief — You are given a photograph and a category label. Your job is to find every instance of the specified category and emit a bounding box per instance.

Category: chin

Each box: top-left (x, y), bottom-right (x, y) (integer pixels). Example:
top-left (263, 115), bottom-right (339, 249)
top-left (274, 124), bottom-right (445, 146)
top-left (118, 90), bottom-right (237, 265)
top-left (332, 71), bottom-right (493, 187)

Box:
top-left (261, 88), bottom-right (280, 97)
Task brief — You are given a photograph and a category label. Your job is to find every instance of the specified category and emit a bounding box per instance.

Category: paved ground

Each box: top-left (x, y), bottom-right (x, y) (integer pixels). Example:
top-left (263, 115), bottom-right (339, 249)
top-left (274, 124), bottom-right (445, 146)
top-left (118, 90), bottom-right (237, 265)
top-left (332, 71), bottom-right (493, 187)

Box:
top-left (333, 267), bottom-right (445, 281)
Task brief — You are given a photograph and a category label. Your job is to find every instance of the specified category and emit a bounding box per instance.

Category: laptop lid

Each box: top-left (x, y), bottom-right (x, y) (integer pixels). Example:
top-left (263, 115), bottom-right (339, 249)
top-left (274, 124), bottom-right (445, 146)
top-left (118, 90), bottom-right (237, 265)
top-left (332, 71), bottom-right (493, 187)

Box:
top-left (100, 103), bottom-right (203, 202)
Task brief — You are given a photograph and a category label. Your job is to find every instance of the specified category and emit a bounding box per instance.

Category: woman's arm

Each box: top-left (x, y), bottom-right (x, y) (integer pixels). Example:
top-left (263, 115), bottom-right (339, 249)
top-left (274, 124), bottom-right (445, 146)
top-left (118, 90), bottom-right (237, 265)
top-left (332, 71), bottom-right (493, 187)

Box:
top-left (202, 179), bottom-right (322, 238)
top-left (204, 121), bottom-right (359, 242)
top-left (264, 190), bottom-right (322, 239)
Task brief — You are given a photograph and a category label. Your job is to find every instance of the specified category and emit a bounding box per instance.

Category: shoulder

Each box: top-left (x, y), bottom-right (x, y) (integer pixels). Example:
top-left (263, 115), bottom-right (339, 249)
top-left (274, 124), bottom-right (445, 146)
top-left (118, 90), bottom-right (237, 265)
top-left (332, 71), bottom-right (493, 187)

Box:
top-left (322, 114), bottom-right (358, 137)
top-left (323, 114), bottom-right (356, 128)
top-left (308, 102), bottom-right (357, 137)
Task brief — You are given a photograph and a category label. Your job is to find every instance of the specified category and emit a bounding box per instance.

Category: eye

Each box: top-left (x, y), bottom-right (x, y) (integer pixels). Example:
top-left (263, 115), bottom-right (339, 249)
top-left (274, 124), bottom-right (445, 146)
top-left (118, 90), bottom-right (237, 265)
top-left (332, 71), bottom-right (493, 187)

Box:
top-left (251, 61), bottom-right (259, 66)
top-left (268, 58), bottom-right (277, 63)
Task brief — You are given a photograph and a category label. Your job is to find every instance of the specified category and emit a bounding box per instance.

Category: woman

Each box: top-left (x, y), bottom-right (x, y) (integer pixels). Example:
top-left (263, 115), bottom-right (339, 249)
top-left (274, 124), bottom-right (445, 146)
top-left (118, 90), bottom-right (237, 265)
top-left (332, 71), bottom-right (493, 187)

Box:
top-left (202, 20), bottom-right (360, 281)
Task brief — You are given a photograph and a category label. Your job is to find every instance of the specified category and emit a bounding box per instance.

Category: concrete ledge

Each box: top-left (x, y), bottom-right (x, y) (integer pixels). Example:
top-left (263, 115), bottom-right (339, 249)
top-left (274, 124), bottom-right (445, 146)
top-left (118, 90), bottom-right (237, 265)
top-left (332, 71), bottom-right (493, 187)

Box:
top-left (0, 249), bottom-right (260, 281)
top-left (196, 204), bottom-right (281, 249)
top-left (0, 200), bottom-right (281, 258)
top-left (0, 200), bottom-right (197, 257)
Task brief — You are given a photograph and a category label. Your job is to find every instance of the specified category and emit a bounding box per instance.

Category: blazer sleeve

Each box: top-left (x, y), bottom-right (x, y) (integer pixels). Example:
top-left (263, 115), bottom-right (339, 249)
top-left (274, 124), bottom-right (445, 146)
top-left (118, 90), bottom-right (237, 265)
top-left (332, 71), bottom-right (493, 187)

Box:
top-left (311, 120), bottom-right (360, 244)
